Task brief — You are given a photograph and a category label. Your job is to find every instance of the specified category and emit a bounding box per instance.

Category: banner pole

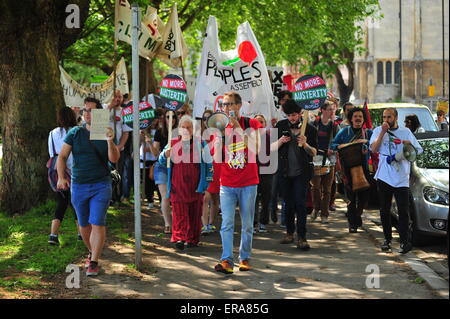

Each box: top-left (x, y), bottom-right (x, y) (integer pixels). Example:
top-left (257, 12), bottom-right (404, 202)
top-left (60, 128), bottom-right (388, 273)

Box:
top-left (131, 2), bottom-right (142, 270)
top-left (142, 60), bottom-right (150, 205)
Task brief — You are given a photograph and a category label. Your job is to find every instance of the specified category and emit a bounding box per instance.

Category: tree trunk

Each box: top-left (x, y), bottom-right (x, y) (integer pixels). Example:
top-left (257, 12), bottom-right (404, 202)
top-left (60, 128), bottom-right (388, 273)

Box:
top-left (335, 63), bottom-right (355, 105)
top-left (0, 1), bottom-right (89, 214)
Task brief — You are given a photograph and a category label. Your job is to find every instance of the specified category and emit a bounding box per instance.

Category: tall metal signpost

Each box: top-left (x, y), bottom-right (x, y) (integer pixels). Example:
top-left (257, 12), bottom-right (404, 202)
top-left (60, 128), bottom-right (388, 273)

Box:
top-left (131, 2), bottom-right (142, 269)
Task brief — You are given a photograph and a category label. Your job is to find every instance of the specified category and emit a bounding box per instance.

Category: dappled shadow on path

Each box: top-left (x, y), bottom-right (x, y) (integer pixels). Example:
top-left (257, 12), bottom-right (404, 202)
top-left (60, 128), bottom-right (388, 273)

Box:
top-left (81, 198), bottom-right (439, 299)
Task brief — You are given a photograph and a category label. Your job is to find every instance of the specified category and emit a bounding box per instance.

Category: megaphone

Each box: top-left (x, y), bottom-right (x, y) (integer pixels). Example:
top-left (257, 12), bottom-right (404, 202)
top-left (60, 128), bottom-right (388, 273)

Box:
top-left (207, 112), bottom-right (229, 133)
top-left (387, 143), bottom-right (418, 164)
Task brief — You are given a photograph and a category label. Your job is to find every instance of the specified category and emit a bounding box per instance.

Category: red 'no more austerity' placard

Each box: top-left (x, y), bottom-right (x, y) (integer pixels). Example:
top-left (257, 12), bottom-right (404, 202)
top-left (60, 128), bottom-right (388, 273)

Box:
top-left (159, 74), bottom-right (188, 111)
top-left (293, 74), bottom-right (327, 111)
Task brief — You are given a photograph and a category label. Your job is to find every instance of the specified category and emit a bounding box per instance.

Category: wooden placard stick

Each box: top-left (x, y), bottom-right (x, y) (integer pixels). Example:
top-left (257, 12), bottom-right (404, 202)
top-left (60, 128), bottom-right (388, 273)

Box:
top-left (167, 110), bottom-right (173, 168)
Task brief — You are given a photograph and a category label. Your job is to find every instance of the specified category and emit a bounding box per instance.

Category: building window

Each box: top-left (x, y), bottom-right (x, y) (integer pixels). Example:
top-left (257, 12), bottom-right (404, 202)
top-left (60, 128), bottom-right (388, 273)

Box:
top-left (394, 61), bottom-right (401, 84)
top-left (377, 61), bottom-right (384, 84)
top-left (386, 61), bottom-right (392, 84)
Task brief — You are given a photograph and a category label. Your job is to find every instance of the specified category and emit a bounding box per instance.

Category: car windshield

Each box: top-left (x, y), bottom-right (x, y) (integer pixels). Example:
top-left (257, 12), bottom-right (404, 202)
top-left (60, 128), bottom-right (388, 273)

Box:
top-left (415, 138), bottom-right (449, 169)
top-left (369, 107), bottom-right (439, 132)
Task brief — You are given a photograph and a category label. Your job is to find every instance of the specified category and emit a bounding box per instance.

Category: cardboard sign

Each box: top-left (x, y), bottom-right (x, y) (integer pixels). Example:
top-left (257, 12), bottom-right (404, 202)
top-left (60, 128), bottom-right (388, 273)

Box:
top-left (293, 75), bottom-right (327, 110)
top-left (159, 74), bottom-right (187, 111)
top-left (121, 101), bottom-right (155, 130)
top-left (90, 109), bottom-right (111, 140)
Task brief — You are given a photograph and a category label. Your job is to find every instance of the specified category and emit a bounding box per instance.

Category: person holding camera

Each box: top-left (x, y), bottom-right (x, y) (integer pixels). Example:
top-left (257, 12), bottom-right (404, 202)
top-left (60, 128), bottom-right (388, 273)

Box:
top-left (271, 100), bottom-right (318, 250)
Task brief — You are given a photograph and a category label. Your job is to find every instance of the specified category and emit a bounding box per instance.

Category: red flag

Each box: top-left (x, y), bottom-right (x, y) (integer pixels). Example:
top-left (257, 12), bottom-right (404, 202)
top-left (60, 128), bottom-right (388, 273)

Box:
top-left (363, 98), bottom-right (372, 129)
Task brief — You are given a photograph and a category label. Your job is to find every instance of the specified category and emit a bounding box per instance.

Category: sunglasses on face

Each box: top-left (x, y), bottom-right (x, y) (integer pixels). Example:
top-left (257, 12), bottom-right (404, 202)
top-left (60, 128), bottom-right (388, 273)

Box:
top-left (222, 102), bottom-right (236, 108)
top-left (176, 111), bottom-right (186, 116)
top-left (82, 108), bottom-right (92, 113)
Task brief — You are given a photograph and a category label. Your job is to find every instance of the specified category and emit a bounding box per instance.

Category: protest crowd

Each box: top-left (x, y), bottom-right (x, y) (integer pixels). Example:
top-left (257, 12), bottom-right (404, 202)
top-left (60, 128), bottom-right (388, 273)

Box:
top-left (48, 87), bottom-right (429, 277)
top-left (40, 3), bottom-right (446, 278)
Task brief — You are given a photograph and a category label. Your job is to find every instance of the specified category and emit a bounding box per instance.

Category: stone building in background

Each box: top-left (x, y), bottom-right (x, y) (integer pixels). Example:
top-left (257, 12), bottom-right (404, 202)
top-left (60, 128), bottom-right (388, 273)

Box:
top-left (353, 0), bottom-right (449, 110)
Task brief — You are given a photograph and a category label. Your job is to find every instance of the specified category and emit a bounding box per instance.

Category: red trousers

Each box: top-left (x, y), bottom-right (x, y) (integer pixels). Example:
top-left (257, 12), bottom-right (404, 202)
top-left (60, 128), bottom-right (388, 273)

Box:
top-left (171, 198), bottom-right (203, 245)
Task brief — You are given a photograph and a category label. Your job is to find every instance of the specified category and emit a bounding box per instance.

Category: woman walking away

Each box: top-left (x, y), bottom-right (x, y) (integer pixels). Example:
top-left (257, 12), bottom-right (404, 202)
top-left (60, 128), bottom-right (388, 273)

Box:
top-left (152, 109), bottom-right (179, 234)
top-left (48, 107), bottom-right (81, 245)
top-left (159, 115), bottom-right (213, 250)
top-left (200, 110), bottom-right (221, 235)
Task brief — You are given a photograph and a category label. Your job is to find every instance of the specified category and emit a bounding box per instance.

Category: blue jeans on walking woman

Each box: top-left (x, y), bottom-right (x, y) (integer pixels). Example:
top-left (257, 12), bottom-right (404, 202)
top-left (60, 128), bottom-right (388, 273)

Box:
top-left (219, 185), bottom-right (258, 265)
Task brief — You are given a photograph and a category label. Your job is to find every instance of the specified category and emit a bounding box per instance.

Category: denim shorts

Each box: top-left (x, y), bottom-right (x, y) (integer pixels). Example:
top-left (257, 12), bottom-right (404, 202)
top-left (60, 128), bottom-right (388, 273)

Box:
top-left (154, 161), bottom-right (168, 185)
top-left (71, 181), bottom-right (112, 227)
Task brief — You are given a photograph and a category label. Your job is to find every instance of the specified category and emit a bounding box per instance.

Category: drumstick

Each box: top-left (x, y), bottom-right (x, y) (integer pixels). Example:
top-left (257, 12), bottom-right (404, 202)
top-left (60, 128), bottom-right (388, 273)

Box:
top-left (167, 111), bottom-right (173, 168)
top-left (298, 110), bottom-right (309, 147)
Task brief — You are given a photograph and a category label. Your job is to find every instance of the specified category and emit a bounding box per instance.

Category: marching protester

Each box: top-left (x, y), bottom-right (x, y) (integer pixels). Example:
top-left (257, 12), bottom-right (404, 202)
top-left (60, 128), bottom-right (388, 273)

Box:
top-left (105, 91), bottom-right (133, 205)
top-left (370, 108), bottom-right (423, 254)
top-left (269, 90), bottom-right (293, 225)
top-left (57, 97), bottom-right (120, 276)
top-left (152, 109), bottom-right (179, 234)
top-left (327, 97), bottom-right (340, 212)
top-left (141, 126), bottom-right (160, 210)
top-left (338, 102), bottom-right (355, 129)
top-left (404, 114), bottom-right (425, 134)
top-left (331, 107), bottom-right (373, 233)
top-left (214, 91), bottom-right (262, 274)
top-left (253, 114), bottom-right (274, 233)
top-left (436, 109), bottom-right (449, 131)
top-left (271, 100), bottom-right (318, 250)
top-left (200, 110), bottom-right (220, 235)
top-left (47, 107), bottom-right (81, 245)
top-left (310, 100), bottom-right (339, 224)
top-left (158, 115), bottom-right (213, 250)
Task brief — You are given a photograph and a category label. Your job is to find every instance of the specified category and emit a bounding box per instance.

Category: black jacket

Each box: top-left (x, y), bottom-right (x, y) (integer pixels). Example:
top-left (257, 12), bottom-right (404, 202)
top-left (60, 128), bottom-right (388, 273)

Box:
top-left (275, 119), bottom-right (318, 180)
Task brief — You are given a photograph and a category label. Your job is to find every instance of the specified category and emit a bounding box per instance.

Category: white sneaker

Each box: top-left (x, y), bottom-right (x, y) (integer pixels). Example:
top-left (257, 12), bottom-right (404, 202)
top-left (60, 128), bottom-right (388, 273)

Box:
top-left (148, 203), bottom-right (154, 209)
top-left (259, 224), bottom-right (267, 233)
top-left (311, 210), bottom-right (319, 221)
top-left (321, 216), bottom-right (329, 224)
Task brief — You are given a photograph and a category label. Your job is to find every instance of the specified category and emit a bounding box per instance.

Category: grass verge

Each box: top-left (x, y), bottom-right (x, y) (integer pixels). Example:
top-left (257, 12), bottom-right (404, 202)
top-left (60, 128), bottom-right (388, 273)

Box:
top-left (0, 199), bottom-right (132, 297)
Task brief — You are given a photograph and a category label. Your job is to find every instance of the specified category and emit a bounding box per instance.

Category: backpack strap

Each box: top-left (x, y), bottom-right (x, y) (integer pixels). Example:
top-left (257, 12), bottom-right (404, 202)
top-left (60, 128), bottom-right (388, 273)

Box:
top-left (50, 131), bottom-right (58, 157)
top-left (242, 117), bottom-right (251, 130)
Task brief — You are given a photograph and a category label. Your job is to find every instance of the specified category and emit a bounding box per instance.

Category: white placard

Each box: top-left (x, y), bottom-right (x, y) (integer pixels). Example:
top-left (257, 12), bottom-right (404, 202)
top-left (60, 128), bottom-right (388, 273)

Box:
top-left (90, 109), bottom-right (111, 140)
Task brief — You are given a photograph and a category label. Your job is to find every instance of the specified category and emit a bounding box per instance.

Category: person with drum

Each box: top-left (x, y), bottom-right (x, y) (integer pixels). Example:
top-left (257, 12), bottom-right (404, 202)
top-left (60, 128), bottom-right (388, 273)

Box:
top-left (310, 100), bottom-right (339, 224)
top-left (331, 107), bottom-right (373, 233)
top-left (369, 108), bottom-right (423, 254)
top-left (271, 100), bottom-right (318, 250)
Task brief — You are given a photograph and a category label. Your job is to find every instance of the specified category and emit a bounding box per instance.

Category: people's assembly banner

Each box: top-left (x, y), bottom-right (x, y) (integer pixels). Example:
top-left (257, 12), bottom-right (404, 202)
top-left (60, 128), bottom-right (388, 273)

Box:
top-left (193, 16), bottom-right (275, 124)
top-left (60, 57), bottom-right (129, 107)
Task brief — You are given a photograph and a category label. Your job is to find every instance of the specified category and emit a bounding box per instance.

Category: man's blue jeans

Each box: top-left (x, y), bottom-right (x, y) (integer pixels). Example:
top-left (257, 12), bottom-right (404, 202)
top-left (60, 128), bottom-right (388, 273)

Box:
top-left (281, 174), bottom-right (309, 239)
top-left (219, 185), bottom-right (258, 265)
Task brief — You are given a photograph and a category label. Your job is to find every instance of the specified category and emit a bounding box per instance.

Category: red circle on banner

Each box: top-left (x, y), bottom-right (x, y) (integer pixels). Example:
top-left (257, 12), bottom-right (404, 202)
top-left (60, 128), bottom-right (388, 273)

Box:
top-left (238, 41), bottom-right (257, 64)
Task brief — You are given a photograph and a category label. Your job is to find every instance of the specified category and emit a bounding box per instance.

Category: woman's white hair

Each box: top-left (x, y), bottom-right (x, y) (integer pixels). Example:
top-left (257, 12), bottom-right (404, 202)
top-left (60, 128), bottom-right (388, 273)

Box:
top-left (179, 114), bottom-right (195, 127)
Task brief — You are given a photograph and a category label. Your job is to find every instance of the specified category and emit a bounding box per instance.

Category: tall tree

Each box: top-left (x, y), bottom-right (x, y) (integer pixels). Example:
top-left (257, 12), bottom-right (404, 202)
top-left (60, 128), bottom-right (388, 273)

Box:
top-left (0, 0), bottom-right (90, 214)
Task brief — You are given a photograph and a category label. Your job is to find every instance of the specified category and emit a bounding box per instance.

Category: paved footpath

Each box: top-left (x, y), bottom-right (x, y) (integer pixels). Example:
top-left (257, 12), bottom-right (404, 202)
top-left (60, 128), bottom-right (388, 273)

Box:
top-left (76, 198), bottom-right (446, 299)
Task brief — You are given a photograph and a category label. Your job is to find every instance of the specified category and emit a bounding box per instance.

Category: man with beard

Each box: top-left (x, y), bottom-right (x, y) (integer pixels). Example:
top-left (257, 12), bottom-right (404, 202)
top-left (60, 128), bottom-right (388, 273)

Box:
top-left (370, 108), bottom-right (423, 254)
top-left (271, 100), bottom-right (318, 250)
top-left (331, 107), bottom-right (372, 233)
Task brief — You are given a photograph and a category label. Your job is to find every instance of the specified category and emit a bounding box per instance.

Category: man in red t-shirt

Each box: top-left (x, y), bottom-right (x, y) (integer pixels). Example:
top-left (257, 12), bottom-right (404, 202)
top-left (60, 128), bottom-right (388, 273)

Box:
top-left (213, 91), bottom-right (262, 274)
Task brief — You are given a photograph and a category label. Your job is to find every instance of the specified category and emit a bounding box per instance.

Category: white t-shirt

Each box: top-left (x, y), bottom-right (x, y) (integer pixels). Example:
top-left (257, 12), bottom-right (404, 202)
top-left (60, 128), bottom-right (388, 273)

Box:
top-left (369, 126), bottom-right (423, 188)
top-left (48, 127), bottom-right (73, 170)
